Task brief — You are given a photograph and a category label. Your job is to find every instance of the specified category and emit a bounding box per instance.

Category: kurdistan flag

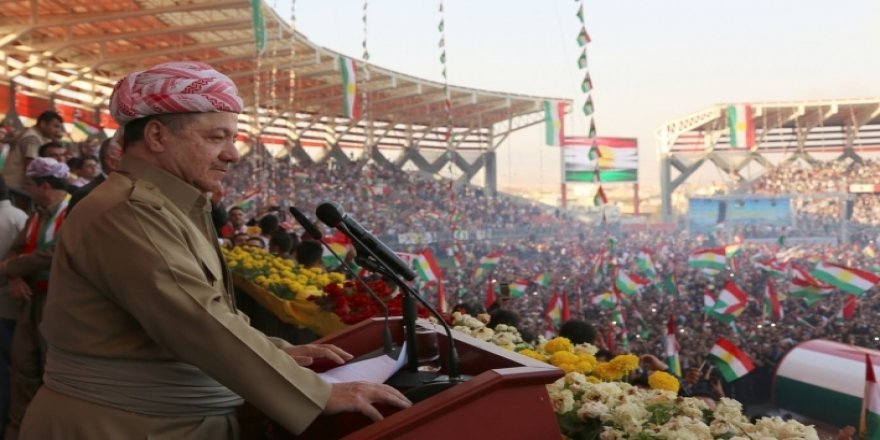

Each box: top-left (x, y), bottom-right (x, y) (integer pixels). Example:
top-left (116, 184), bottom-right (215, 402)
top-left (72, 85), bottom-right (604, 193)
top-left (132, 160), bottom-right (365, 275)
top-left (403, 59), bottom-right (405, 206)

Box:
top-left (591, 292), bottom-right (618, 309)
top-left (709, 281), bottom-right (748, 323)
top-left (665, 315), bottom-right (682, 377)
top-left (614, 269), bottom-right (650, 295)
top-left (763, 279), bottom-right (783, 321)
top-left (727, 104), bottom-right (755, 148)
top-left (811, 261), bottom-right (880, 295)
top-left (473, 252), bottom-right (503, 280)
top-left (544, 100), bottom-right (564, 146)
top-left (688, 248), bottom-right (727, 271)
top-left (509, 280), bottom-right (530, 298)
top-left (789, 266), bottom-right (834, 306)
top-left (545, 291), bottom-right (564, 329)
top-left (339, 56), bottom-right (361, 120)
top-left (635, 249), bottom-right (657, 278)
top-left (533, 272), bottom-right (550, 288)
top-left (862, 354), bottom-right (880, 439)
top-left (411, 249), bottom-right (442, 283)
top-left (708, 337), bottom-right (755, 382)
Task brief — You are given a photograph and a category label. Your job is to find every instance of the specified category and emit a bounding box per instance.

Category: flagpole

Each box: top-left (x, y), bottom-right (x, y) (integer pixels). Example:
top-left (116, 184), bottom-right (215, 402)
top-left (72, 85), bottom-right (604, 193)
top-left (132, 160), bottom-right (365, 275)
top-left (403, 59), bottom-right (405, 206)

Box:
top-left (560, 142), bottom-right (567, 208)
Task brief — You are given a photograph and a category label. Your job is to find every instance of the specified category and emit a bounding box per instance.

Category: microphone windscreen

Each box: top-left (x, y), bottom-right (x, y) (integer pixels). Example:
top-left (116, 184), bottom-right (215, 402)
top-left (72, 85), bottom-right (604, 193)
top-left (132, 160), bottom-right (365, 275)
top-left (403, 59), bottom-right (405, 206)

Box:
top-left (315, 202), bottom-right (345, 227)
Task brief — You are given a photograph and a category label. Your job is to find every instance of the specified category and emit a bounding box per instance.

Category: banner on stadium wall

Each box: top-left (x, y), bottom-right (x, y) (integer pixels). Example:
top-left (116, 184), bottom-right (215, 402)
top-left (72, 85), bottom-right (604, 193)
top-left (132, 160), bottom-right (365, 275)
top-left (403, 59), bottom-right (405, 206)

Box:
top-left (397, 232), bottom-right (436, 245)
top-left (562, 137), bottom-right (638, 183)
top-left (849, 183), bottom-right (880, 194)
top-left (688, 197), bottom-right (792, 234)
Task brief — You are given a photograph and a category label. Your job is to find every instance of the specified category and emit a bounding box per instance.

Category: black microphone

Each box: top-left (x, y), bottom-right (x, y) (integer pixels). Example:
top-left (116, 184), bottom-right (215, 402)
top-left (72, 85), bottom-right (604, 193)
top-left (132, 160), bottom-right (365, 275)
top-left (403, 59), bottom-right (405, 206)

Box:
top-left (315, 202), bottom-right (417, 281)
top-left (289, 206), bottom-right (396, 356)
top-left (316, 202), bottom-right (467, 399)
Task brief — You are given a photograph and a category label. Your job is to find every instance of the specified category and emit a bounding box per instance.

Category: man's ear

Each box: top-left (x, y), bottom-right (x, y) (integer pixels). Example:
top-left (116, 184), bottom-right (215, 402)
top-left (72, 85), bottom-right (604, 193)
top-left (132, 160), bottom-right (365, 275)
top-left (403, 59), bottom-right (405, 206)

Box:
top-left (143, 119), bottom-right (168, 153)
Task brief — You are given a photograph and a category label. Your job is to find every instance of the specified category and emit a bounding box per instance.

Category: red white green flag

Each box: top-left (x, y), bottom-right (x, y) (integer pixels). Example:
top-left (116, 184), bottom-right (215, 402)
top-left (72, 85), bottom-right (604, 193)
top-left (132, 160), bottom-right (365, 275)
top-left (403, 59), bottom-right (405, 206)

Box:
top-left (708, 337), bottom-right (755, 382)
top-left (591, 292), bottom-right (617, 309)
top-left (727, 104), bottom-right (755, 148)
top-left (545, 291), bottom-right (564, 329)
top-left (789, 266), bottom-right (834, 306)
top-left (234, 188), bottom-right (260, 213)
top-left (412, 249), bottom-right (442, 283)
top-left (688, 248), bottom-right (727, 271)
top-left (485, 277), bottom-right (496, 309)
top-left (636, 249), bottom-right (657, 279)
top-left (473, 251), bottom-right (503, 280)
top-left (811, 261), bottom-right (880, 296)
top-left (509, 280), bottom-right (530, 298)
top-left (709, 281), bottom-right (748, 323)
top-left (614, 269), bottom-right (650, 295)
top-left (533, 272), bottom-right (550, 288)
top-left (544, 100), bottom-right (564, 146)
top-left (665, 315), bottom-right (681, 377)
top-left (837, 294), bottom-right (858, 321)
top-left (752, 257), bottom-right (788, 278)
top-left (339, 56), bottom-right (361, 120)
top-left (861, 354), bottom-right (880, 439)
top-left (763, 279), bottom-right (783, 321)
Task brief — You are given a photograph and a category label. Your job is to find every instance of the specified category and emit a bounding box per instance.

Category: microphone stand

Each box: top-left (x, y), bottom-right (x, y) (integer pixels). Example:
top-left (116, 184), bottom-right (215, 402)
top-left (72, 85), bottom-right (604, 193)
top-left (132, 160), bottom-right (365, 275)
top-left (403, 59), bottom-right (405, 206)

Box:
top-left (341, 225), bottom-right (468, 398)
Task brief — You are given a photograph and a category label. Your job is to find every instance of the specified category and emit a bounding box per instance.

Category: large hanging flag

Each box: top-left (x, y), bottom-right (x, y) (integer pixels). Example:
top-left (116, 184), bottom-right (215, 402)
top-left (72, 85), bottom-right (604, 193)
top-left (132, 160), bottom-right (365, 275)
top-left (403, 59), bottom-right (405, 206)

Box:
top-left (763, 280), bottom-right (783, 321)
top-left (837, 294), bottom-right (858, 321)
top-left (412, 249), bottom-right (442, 283)
top-left (861, 354), bottom-right (880, 439)
top-left (591, 292), bottom-right (618, 309)
top-left (688, 248), bottom-right (727, 271)
top-left (727, 104), bottom-right (755, 148)
top-left (708, 337), bottom-right (755, 382)
top-left (473, 252), bottom-right (503, 280)
top-left (561, 293), bottom-right (571, 322)
top-left (709, 281), bottom-right (748, 323)
top-left (662, 273), bottom-right (679, 300)
top-left (593, 185), bottom-right (608, 206)
top-left (544, 100), bottom-right (565, 146)
top-left (509, 280), bottom-right (530, 298)
top-left (615, 269), bottom-right (650, 296)
top-left (636, 249), bottom-right (657, 279)
top-left (665, 316), bottom-right (682, 377)
top-left (789, 266), bottom-right (834, 306)
top-left (339, 56), bottom-right (361, 120)
top-left (250, 0), bottom-right (266, 54)
top-left (812, 261), bottom-right (880, 296)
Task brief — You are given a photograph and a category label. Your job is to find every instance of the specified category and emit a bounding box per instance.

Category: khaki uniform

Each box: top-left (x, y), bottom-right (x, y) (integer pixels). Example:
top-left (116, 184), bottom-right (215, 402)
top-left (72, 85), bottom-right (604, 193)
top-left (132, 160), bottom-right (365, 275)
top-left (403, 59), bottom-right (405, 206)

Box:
top-left (21, 156), bottom-right (331, 439)
top-left (1, 128), bottom-right (49, 190)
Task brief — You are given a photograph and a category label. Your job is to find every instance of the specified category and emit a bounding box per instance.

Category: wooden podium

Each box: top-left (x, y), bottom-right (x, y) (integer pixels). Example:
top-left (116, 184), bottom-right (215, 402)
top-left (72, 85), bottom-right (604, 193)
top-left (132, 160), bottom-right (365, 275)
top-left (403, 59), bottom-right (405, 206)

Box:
top-left (275, 317), bottom-right (564, 439)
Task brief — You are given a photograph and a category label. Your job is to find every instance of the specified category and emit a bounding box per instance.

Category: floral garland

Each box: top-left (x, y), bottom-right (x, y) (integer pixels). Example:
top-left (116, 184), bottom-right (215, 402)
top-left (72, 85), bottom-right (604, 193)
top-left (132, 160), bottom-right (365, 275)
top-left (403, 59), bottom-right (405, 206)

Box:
top-left (449, 313), bottom-right (819, 440)
top-left (222, 246), bottom-right (345, 300)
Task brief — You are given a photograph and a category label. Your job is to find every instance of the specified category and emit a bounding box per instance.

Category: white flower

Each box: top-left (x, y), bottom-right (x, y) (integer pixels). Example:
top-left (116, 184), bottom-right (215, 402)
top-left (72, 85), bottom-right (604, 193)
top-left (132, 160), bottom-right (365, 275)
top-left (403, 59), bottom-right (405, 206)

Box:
top-left (598, 427), bottom-right (626, 439)
top-left (677, 397), bottom-right (710, 419)
top-left (573, 342), bottom-right (599, 356)
top-left (752, 416), bottom-right (819, 440)
top-left (577, 400), bottom-right (610, 419)
top-left (607, 402), bottom-right (649, 435)
top-left (550, 389), bottom-right (575, 413)
top-left (471, 327), bottom-right (494, 341)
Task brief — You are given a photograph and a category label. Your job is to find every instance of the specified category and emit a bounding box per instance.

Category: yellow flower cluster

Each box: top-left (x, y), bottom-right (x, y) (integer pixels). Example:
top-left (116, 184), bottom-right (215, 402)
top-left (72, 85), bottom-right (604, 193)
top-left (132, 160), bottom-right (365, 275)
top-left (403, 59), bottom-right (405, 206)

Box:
top-left (222, 246), bottom-right (346, 300)
top-left (549, 351), bottom-right (598, 374)
top-left (610, 354), bottom-right (640, 373)
top-left (648, 371), bottom-right (680, 393)
top-left (544, 337), bottom-right (574, 354)
top-left (592, 361), bottom-right (626, 381)
top-left (518, 349), bottom-right (549, 363)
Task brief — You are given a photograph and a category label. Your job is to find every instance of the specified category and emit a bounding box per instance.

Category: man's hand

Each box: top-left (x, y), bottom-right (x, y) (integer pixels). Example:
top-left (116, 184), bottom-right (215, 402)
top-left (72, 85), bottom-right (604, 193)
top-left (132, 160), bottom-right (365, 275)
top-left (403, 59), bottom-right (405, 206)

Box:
top-left (8, 277), bottom-right (32, 301)
top-left (323, 382), bottom-right (412, 421)
top-left (283, 344), bottom-right (353, 366)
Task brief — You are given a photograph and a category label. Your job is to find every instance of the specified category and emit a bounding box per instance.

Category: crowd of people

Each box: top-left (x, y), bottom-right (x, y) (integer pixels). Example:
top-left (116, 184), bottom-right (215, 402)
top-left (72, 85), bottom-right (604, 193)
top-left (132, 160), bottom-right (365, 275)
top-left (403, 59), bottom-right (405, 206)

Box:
top-left (0, 60), bottom-right (876, 438)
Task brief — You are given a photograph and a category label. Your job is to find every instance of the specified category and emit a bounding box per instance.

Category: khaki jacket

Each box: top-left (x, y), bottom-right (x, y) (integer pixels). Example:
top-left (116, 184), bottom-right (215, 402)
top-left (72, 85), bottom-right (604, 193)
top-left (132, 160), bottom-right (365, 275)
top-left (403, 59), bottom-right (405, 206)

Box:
top-left (26, 155), bottom-right (331, 438)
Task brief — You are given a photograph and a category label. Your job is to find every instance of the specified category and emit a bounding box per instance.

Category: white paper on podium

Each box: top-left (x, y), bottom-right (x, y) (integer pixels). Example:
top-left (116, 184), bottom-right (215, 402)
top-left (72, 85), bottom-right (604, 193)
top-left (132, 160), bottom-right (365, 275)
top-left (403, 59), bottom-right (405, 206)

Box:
top-left (318, 342), bottom-right (408, 384)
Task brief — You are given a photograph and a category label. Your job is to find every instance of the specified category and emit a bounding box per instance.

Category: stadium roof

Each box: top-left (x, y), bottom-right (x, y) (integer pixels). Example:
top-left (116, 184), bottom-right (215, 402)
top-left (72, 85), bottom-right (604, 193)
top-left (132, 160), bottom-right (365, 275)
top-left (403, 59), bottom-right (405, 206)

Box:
top-left (0, 0), bottom-right (569, 152)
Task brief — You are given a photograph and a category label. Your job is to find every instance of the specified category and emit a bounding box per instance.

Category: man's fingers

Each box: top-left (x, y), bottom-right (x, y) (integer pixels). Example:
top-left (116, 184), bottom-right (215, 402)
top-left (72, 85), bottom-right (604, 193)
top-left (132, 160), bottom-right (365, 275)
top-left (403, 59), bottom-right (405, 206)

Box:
top-left (293, 355), bottom-right (314, 366)
top-left (357, 402), bottom-right (384, 422)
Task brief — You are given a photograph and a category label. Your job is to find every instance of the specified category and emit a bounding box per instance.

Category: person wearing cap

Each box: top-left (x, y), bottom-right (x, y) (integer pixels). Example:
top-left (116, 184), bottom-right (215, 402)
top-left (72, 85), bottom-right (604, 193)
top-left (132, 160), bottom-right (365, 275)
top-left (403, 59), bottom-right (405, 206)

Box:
top-left (20, 62), bottom-right (410, 439)
top-left (0, 157), bottom-right (70, 439)
top-left (1, 111), bottom-right (65, 190)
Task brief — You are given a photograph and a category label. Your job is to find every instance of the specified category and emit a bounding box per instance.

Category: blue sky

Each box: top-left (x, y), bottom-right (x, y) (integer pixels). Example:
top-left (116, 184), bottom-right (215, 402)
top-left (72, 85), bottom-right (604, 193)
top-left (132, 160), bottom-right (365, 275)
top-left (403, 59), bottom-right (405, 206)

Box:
top-left (273, 0), bottom-right (880, 195)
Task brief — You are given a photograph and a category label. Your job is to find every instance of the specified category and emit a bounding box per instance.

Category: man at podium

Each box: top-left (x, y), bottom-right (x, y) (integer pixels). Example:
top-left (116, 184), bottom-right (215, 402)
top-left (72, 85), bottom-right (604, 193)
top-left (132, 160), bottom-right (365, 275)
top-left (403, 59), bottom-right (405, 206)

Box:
top-left (18, 61), bottom-right (410, 440)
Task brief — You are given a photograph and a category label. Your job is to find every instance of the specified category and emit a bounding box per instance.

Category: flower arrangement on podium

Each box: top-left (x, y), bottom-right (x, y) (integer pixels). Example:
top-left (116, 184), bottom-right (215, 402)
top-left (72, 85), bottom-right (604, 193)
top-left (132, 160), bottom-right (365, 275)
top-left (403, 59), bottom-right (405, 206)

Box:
top-left (447, 313), bottom-right (819, 439)
top-left (222, 246), bottom-right (347, 335)
top-left (311, 278), bottom-right (430, 325)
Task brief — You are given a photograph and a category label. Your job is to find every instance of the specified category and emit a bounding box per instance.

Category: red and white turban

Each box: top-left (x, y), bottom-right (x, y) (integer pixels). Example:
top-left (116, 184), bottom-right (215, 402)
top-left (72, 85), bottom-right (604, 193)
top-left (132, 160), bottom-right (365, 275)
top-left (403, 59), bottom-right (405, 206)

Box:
top-left (109, 61), bottom-right (243, 126)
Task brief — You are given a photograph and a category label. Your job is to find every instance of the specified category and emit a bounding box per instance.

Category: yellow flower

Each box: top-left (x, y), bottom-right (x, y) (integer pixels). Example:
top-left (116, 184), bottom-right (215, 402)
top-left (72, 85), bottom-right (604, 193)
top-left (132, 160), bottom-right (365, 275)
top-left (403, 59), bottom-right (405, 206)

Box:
top-left (544, 337), bottom-right (574, 354)
top-left (550, 351), bottom-right (579, 368)
top-left (592, 362), bottom-right (625, 381)
top-left (610, 354), bottom-right (639, 373)
top-left (648, 371), bottom-right (680, 393)
top-left (517, 349), bottom-right (549, 362)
